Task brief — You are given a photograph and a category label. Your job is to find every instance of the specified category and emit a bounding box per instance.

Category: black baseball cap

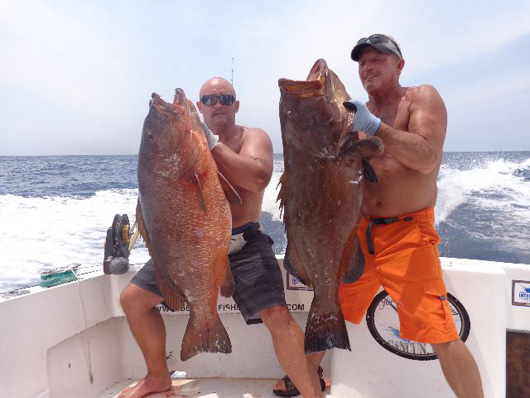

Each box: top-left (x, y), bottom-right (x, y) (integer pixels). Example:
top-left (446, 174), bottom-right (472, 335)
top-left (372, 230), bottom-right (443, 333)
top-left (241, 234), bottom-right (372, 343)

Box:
top-left (351, 34), bottom-right (403, 61)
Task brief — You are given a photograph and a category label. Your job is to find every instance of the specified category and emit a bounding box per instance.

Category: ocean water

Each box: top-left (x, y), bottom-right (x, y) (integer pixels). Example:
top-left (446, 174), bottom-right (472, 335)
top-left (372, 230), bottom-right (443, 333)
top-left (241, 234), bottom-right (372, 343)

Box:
top-left (0, 152), bottom-right (529, 292)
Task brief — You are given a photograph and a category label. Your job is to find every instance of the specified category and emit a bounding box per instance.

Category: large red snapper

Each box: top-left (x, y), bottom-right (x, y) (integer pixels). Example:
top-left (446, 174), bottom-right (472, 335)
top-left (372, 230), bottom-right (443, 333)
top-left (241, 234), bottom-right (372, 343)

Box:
top-left (136, 89), bottom-right (239, 361)
top-left (278, 59), bottom-right (384, 353)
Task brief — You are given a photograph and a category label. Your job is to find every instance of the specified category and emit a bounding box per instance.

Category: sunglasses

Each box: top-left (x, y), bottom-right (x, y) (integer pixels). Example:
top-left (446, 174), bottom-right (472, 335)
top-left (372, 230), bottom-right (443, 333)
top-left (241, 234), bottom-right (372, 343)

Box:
top-left (200, 94), bottom-right (236, 107)
top-left (356, 34), bottom-right (402, 58)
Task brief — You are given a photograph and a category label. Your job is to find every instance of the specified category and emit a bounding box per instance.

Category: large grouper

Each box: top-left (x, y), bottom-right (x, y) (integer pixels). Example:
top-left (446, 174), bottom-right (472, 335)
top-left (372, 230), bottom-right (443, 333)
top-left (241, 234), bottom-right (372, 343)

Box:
top-left (277, 59), bottom-right (384, 354)
top-left (136, 89), bottom-right (241, 361)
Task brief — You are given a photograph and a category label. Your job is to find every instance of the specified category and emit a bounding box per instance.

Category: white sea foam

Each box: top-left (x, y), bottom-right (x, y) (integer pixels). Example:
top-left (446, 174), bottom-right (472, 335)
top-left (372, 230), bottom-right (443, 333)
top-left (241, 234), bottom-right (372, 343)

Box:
top-left (0, 189), bottom-right (150, 291)
top-left (1, 155), bottom-right (529, 292)
top-left (437, 158), bottom-right (530, 224)
top-left (436, 158), bottom-right (530, 253)
top-left (261, 158), bottom-right (283, 221)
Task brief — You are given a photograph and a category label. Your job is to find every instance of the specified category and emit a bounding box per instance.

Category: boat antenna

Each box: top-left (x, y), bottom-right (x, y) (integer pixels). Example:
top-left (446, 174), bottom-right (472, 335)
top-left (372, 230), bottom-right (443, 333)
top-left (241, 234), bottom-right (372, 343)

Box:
top-left (231, 57), bottom-right (235, 87)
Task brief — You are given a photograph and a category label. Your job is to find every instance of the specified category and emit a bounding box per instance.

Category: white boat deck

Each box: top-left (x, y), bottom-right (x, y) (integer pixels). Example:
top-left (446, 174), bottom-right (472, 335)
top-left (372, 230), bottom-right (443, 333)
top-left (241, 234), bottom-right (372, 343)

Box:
top-left (2, 257), bottom-right (529, 397)
top-left (99, 378), bottom-right (330, 398)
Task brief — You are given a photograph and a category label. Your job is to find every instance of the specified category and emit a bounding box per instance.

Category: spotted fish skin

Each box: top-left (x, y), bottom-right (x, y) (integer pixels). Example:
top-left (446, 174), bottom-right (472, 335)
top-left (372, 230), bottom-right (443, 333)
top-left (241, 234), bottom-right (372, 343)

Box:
top-left (278, 59), bottom-right (384, 354)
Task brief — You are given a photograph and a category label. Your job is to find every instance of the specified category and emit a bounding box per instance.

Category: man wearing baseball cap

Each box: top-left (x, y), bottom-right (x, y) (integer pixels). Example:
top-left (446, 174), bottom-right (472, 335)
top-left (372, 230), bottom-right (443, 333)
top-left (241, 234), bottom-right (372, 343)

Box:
top-left (274, 34), bottom-right (483, 398)
top-left (350, 33), bottom-right (403, 61)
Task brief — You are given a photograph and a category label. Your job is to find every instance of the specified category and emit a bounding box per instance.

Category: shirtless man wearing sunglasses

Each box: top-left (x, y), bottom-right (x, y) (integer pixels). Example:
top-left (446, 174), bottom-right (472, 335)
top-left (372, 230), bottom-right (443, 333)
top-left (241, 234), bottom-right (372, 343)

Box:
top-left (196, 77), bottom-right (324, 398)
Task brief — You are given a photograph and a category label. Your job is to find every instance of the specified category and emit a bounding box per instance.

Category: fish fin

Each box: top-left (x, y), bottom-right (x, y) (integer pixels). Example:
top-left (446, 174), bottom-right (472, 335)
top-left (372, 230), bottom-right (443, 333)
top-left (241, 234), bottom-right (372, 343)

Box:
top-left (181, 306), bottom-right (232, 361)
top-left (136, 201), bottom-right (154, 257)
top-left (339, 135), bottom-right (384, 159)
top-left (218, 171), bottom-right (242, 205)
top-left (155, 268), bottom-right (187, 311)
top-left (283, 243), bottom-right (312, 287)
top-left (277, 173), bottom-right (311, 285)
top-left (341, 238), bottom-right (365, 284)
top-left (276, 172), bottom-right (287, 217)
top-left (361, 158), bottom-right (378, 183)
top-left (304, 300), bottom-right (351, 354)
top-left (193, 169), bottom-right (208, 213)
top-left (220, 260), bottom-right (234, 297)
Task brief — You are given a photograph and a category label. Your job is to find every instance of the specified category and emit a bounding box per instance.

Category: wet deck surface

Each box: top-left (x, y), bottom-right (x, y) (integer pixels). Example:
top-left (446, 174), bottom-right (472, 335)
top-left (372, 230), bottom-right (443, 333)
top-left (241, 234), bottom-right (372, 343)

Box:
top-left (99, 378), bottom-right (331, 398)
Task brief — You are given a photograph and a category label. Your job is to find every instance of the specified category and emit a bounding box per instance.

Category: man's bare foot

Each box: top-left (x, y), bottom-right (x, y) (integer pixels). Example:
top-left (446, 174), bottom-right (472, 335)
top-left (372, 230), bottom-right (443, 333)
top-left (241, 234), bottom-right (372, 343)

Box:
top-left (118, 375), bottom-right (172, 398)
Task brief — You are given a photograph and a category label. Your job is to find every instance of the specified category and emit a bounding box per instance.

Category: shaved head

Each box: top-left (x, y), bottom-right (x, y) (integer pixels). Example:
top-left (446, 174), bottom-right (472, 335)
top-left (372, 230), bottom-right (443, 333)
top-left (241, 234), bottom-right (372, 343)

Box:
top-left (199, 77), bottom-right (236, 97)
top-left (197, 76), bottom-right (240, 132)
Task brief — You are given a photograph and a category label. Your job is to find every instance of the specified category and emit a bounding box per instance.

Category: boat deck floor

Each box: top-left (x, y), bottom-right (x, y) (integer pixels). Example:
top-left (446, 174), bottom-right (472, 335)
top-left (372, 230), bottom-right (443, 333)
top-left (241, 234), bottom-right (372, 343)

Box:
top-left (100, 378), bottom-right (331, 398)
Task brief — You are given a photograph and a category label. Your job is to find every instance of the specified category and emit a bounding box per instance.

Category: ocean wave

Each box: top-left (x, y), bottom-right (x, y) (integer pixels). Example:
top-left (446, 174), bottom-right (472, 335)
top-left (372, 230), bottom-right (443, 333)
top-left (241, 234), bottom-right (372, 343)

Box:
top-left (437, 157), bottom-right (530, 224)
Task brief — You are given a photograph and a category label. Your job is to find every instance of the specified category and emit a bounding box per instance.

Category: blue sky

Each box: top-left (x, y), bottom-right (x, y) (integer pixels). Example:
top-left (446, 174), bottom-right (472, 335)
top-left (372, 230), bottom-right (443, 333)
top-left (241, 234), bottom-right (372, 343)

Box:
top-left (1, 0), bottom-right (529, 155)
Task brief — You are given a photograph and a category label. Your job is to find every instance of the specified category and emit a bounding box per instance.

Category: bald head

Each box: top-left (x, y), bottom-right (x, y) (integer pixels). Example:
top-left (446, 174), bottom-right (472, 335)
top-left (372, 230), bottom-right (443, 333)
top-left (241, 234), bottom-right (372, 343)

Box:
top-left (199, 77), bottom-right (236, 98)
top-left (197, 77), bottom-right (240, 131)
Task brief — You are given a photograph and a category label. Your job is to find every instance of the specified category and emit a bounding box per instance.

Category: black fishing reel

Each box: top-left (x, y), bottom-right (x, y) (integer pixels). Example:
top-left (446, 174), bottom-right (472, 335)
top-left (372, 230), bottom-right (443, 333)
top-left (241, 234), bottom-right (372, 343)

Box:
top-left (103, 214), bottom-right (131, 274)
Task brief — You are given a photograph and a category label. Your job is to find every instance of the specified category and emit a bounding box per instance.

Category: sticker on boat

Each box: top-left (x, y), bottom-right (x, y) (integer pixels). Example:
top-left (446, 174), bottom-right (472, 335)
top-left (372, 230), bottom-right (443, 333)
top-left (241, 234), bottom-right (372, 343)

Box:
top-left (512, 280), bottom-right (530, 306)
top-left (366, 290), bottom-right (471, 360)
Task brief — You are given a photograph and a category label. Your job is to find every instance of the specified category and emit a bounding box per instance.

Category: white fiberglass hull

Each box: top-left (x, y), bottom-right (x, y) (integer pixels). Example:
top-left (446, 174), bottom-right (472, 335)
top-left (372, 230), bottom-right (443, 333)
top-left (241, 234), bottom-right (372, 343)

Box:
top-left (0, 257), bottom-right (529, 398)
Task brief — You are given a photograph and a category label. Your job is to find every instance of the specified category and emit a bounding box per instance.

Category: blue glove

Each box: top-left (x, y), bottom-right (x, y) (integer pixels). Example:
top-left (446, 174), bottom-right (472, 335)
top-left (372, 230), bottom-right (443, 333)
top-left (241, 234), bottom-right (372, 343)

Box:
top-left (200, 121), bottom-right (219, 150)
top-left (343, 100), bottom-right (381, 136)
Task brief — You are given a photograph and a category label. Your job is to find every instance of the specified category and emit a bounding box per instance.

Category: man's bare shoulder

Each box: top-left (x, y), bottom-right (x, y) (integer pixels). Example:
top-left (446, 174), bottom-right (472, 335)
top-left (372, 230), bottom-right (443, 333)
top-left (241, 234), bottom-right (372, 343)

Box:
top-left (239, 126), bottom-right (273, 159)
top-left (241, 126), bottom-right (272, 144)
top-left (405, 84), bottom-right (442, 102)
top-left (242, 126), bottom-right (268, 136)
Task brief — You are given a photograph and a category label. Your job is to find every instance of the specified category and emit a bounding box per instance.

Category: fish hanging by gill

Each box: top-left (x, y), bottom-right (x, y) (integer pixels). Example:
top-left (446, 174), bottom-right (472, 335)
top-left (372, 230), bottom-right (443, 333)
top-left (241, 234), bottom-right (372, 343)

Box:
top-left (136, 89), bottom-right (241, 360)
top-left (277, 59), bottom-right (384, 353)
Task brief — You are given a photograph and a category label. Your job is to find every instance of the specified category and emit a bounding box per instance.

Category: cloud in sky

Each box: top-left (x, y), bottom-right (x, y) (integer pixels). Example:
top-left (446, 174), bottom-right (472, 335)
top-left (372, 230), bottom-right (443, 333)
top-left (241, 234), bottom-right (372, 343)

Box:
top-left (0, 0), bottom-right (529, 155)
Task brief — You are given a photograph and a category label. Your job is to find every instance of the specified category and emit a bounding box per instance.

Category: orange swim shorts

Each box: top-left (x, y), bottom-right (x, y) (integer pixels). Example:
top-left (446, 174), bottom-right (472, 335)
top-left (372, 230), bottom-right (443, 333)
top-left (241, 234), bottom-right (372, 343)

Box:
top-left (339, 207), bottom-right (459, 344)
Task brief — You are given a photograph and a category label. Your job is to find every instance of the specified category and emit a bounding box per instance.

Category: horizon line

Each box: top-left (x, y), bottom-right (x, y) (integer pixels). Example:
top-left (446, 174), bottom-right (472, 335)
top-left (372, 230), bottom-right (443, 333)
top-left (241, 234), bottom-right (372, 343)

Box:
top-left (1, 150), bottom-right (530, 157)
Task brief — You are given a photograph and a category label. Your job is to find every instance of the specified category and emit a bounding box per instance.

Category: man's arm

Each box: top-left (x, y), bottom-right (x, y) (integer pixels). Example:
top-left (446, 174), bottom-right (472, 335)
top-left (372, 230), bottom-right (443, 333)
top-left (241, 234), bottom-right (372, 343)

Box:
top-left (346, 85), bottom-right (447, 174)
top-left (211, 128), bottom-right (273, 193)
top-left (375, 85), bottom-right (447, 174)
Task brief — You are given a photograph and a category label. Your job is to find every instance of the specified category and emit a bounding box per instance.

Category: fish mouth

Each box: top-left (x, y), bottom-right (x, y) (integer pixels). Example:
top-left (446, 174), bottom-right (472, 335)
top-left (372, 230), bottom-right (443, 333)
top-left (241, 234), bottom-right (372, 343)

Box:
top-left (150, 91), bottom-right (186, 117)
top-left (278, 59), bottom-right (328, 97)
top-left (173, 88), bottom-right (187, 108)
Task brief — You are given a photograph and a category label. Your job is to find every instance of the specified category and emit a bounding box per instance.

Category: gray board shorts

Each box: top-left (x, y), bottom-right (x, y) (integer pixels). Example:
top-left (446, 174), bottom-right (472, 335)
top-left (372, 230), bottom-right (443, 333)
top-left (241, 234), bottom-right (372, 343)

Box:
top-left (130, 223), bottom-right (287, 324)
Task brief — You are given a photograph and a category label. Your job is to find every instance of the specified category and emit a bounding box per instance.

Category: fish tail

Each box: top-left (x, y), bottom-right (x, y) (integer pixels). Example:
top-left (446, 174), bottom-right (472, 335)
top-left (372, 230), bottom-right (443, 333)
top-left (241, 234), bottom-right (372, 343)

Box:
top-left (180, 311), bottom-right (232, 361)
top-left (304, 305), bottom-right (351, 354)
